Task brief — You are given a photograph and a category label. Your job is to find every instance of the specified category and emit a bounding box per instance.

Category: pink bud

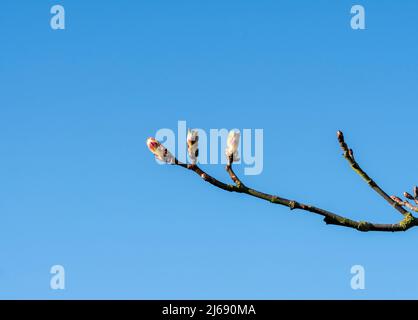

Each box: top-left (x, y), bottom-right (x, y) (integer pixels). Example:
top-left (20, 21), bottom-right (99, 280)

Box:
top-left (146, 137), bottom-right (175, 163)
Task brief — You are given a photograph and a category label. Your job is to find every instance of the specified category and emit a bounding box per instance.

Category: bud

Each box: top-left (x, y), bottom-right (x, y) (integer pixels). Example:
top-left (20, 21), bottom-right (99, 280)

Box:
top-left (225, 130), bottom-right (240, 163)
top-left (414, 186), bottom-right (418, 199)
top-left (146, 137), bottom-right (175, 164)
top-left (187, 129), bottom-right (199, 164)
top-left (337, 130), bottom-right (344, 142)
top-left (390, 195), bottom-right (403, 204)
top-left (404, 192), bottom-right (414, 200)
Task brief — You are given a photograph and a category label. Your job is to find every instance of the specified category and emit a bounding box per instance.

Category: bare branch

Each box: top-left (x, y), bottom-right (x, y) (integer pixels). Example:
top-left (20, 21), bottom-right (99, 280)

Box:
top-left (336, 131), bottom-right (409, 217)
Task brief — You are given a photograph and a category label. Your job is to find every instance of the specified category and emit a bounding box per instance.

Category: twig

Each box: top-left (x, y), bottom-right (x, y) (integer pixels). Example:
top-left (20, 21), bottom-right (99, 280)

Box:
top-left (391, 196), bottom-right (418, 213)
top-left (153, 131), bottom-right (418, 233)
top-left (226, 155), bottom-right (245, 188)
top-left (336, 131), bottom-right (409, 217)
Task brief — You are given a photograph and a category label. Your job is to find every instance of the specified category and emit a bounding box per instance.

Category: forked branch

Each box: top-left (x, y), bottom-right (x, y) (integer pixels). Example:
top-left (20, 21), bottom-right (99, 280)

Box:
top-left (146, 131), bottom-right (418, 232)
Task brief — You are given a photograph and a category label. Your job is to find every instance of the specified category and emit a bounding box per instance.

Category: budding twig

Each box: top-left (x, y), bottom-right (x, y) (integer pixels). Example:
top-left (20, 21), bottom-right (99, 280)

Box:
top-left (148, 130), bottom-right (418, 232)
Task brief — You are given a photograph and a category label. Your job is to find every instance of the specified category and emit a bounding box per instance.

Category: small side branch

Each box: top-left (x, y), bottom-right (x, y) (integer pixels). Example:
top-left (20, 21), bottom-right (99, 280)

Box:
top-left (226, 155), bottom-right (245, 189)
top-left (336, 131), bottom-right (409, 217)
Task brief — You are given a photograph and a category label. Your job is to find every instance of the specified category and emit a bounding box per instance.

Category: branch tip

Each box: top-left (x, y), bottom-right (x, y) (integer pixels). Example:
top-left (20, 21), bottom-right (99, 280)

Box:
top-left (404, 192), bottom-right (414, 200)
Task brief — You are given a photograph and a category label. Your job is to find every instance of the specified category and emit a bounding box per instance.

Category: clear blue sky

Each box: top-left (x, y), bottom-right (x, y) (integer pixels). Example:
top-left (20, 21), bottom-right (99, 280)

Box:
top-left (1, 0), bottom-right (418, 299)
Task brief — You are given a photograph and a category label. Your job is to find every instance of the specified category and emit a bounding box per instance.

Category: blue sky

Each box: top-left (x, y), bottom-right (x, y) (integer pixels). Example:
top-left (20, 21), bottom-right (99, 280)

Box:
top-left (1, 0), bottom-right (418, 299)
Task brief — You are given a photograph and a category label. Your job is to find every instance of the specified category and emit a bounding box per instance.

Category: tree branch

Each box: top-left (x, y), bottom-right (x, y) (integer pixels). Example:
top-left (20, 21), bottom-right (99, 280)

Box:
top-left (336, 131), bottom-right (409, 217)
top-left (152, 131), bottom-right (418, 233)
